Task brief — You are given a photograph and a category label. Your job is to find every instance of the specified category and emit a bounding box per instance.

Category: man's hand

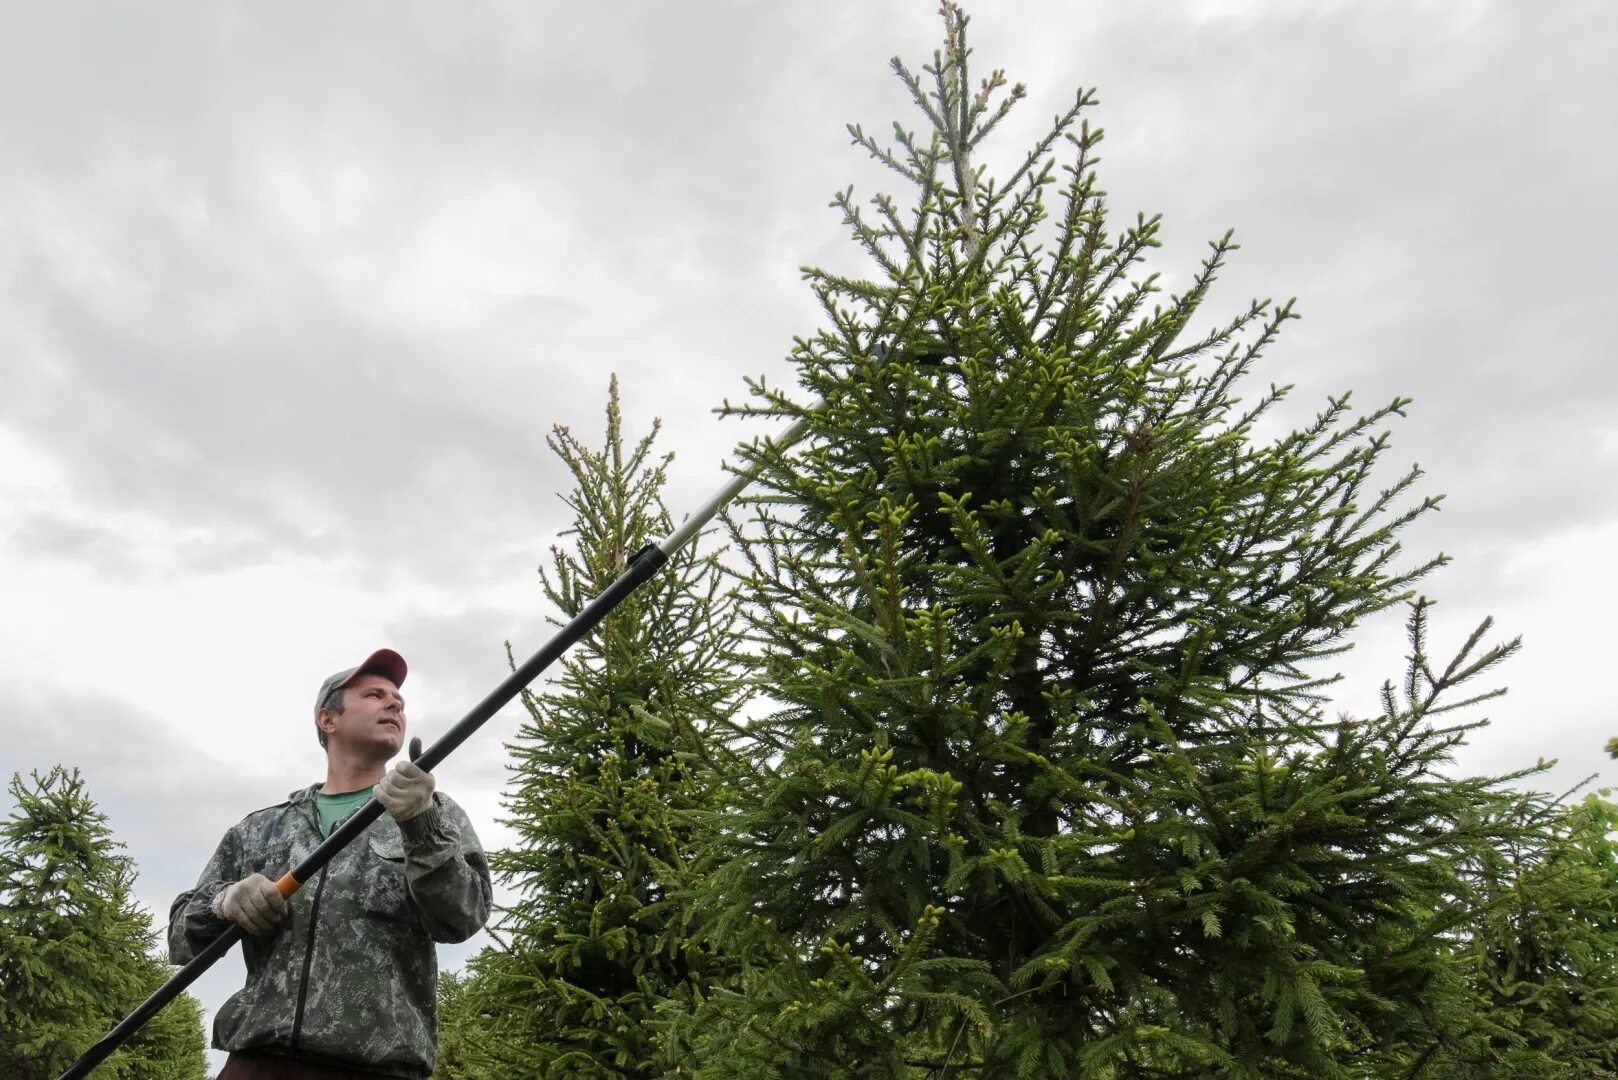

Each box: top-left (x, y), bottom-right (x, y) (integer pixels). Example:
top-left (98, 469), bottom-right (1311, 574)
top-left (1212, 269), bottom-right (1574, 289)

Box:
top-left (376, 738), bottom-right (435, 822)
top-left (212, 874), bottom-right (287, 935)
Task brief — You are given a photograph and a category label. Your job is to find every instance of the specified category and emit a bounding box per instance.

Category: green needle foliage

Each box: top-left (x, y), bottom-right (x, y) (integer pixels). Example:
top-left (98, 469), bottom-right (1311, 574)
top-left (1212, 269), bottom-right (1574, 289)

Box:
top-left (0, 767), bottom-right (206, 1080)
top-left (432, 970), bottom-right (491, 1079)
top-left (676, 6), bottom-right (1559, 1077)
top-left (442, 378), bottom-right (743, 1078)
top-left (1429, 791), bottom-right (1618, 1077)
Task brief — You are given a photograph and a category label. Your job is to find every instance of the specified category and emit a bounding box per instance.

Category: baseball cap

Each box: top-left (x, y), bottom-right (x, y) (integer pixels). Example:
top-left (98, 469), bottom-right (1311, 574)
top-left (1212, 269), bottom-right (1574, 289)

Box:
top-left (313, 648), bottom-right (409, 717)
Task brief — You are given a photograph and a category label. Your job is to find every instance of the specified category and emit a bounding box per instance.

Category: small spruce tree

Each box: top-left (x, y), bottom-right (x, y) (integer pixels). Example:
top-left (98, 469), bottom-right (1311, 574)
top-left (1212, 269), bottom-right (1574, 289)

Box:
top-left (679, 6), bottom-right (1547, 1077)
top-left (462, 378), bottom-right (743, 1078)
top-left (0, 766), bottom-right (207, 1080)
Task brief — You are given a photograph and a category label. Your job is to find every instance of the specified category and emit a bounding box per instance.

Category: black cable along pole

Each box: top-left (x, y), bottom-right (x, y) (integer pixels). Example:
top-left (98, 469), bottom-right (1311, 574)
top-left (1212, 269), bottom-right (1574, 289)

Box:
top-left (53, 350), bottom-right (868, 1080)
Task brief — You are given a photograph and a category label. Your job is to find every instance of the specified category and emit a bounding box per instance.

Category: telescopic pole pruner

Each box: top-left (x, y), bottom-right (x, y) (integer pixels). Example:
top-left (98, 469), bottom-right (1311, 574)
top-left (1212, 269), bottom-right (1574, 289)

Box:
top-left (54, 345), bottom-right (885, 1080)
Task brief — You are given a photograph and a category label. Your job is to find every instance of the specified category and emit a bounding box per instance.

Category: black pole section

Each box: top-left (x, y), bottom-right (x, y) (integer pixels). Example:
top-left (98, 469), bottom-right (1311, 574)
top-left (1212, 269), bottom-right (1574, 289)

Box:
top-left (56, 923), bottom-right (245, 1080)
top-left (57, 544), bottom-right (671, 1080)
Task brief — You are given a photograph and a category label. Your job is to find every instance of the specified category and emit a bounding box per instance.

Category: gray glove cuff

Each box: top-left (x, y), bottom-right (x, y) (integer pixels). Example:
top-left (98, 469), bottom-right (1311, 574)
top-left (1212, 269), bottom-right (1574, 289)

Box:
top-left (208, 885), bottom-right (230, 921)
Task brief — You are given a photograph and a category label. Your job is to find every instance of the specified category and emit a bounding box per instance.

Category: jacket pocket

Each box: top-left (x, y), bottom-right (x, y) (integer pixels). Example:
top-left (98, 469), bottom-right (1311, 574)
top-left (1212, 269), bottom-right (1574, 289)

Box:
top-left (364, 830), bottom-right (412, 922)
top-left (369, 830), bottom-right (407, 861)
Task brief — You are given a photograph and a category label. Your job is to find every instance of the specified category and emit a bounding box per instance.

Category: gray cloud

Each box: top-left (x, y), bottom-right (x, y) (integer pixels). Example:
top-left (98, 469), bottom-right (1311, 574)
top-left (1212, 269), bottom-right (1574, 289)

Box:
top-left (0, 3), bottom-right (871, 592)
top-left (1005, 3), bottom-right (1618, 540)
top-left (0, 685), bottom-right (282, 915)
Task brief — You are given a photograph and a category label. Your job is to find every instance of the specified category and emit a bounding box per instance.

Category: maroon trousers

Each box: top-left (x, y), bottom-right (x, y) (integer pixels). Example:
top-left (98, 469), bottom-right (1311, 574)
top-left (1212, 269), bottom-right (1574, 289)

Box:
top-left (217, 1051), bottom-right (403, 1080)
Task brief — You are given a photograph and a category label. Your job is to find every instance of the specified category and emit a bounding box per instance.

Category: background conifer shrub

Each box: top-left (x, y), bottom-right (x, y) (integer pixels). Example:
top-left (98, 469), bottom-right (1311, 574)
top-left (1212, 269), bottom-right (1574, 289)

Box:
top-left (0, 767), bottom-right (207, 1080)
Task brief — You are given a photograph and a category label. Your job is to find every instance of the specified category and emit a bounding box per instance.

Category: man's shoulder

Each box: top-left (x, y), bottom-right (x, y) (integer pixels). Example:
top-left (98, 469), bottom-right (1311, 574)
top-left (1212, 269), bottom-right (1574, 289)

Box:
top-left (224, 785), bottom-right (317, 835)
top-left (421, 790), bottom-right (485, 853)
top-left (433, 789), bottom-right (479, 826)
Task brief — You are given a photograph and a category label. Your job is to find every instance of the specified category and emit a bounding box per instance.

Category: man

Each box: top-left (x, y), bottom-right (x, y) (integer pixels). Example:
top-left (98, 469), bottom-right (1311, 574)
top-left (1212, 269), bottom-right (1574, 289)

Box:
top-left (169, 648), bottom-right (492, 1079)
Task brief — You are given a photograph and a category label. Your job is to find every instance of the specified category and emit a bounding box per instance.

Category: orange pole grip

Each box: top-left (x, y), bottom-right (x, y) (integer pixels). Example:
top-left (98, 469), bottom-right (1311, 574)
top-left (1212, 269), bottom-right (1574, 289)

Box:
top-left (274, 872), bottom-right (302, 899)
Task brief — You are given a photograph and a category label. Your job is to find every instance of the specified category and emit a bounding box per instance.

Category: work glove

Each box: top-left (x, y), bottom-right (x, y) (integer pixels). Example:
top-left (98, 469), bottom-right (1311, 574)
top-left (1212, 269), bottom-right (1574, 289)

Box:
top-left (212, 873), bottom-right (287, 935)
top-left (375, 737), bottom-right (435, 822)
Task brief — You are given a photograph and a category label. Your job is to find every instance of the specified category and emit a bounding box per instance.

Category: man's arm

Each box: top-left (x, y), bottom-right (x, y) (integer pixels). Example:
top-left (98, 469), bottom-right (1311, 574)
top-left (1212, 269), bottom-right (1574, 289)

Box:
top-left (168, 826), bottom-right (246, 964)
top-left (395, 793), bottom-right (493, 943)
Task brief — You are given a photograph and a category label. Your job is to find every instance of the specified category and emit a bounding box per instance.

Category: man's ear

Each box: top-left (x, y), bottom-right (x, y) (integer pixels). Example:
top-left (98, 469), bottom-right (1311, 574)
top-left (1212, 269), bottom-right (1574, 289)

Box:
top-left (316, 709), bottom-right (338, 735)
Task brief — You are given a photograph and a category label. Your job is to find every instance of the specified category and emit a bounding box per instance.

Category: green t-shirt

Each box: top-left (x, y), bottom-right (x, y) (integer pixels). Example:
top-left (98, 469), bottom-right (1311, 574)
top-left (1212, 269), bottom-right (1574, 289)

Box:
top-left (314, 785), bottom-right (375, 837)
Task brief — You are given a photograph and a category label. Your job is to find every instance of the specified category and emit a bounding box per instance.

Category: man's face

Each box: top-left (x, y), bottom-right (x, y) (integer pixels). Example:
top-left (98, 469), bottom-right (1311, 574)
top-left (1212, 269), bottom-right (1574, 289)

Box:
top-left (320, 673), bottom-right (406, 757)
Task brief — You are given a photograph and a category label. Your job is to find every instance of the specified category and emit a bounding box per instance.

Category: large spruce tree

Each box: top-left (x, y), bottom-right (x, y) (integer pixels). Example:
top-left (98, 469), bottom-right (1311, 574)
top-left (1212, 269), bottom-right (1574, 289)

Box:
top-left (675, 6), bottom-right (1554, 1077)
top-left (0, 766), bottom-right (207, 1080)
top-left (446, 379), bottom-right (743, 1078)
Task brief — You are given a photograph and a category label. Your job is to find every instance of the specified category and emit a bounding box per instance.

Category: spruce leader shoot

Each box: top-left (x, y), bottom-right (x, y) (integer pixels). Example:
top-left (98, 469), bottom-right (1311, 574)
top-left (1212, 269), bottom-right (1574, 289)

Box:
top-left (168, 649), bottom-right (492, 1079)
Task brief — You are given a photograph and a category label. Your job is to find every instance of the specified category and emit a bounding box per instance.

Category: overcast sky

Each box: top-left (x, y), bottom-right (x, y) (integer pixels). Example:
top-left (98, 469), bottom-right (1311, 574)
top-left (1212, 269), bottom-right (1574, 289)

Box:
top-left (1, 1), bottom-right (1613, 1070)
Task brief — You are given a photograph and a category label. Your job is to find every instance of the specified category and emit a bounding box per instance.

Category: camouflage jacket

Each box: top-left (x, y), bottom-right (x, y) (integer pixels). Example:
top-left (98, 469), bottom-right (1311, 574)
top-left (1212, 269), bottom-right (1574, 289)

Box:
top-left (168, 784), bottom-right (492, 1079)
